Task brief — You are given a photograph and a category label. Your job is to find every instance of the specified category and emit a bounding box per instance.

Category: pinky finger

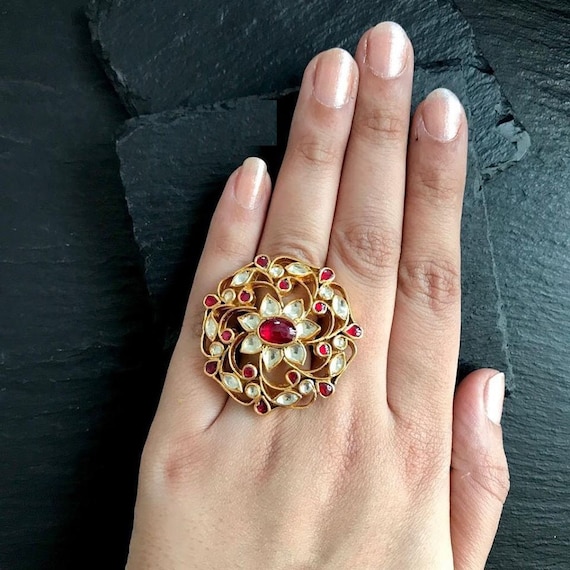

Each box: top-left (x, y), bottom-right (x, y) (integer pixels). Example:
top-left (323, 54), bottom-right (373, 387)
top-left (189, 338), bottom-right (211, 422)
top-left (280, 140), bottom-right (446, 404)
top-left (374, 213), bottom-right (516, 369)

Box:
top-left (158, 157), bottom-right (271, 433)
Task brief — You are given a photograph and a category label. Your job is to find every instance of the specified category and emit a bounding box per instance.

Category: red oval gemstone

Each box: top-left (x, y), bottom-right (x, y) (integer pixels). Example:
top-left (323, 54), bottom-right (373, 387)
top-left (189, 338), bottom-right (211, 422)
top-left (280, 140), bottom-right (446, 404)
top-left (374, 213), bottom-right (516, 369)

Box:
top-left (255, 399), bottom-right (269, 414)
top-left (318, 382), bottom-right (334, 397)
top-left (220, 330), bottom-right (232, 342)
top-left (205, 361), bottom-right (218, 375)
top-left (286, 370), bottom-right (300, 384)
top-left (258, 318), bottom-right (297, 345)
top-left (278, 278), bottom-right (290, 290)
top-left (318, 343), bottom-right (330, 356)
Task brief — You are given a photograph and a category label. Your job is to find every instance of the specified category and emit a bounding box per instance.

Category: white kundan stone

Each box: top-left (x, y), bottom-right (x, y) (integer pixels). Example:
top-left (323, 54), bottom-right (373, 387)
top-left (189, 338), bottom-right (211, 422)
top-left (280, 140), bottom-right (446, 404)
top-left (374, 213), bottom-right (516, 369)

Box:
top-left (283, 299), bottom-right (304, 320)
top-left (269, 265), bottom-right (284, 278)
top-left (230, 270), bottom-right (252, 287)
top-left (222, 289), bottom-right (236, 303)
top-left (240, 334), bottom-right (263, 354)
top-left (205, 315), bottom-right (218, 340)
top-left (245, 384), bottom-right (260, 398)
top-left (222, 373), bottom-right (242, 392)
top-left (299, 379), bottom-right (314, 395)
top-left (238, 313), bottom-right (261, 332)
top-left (332, 295), bottom-right (349, 319)
top-left (210, 342), bottom-right (224, 357)
top-left (333, 335), bottom-right (348, 350)
top-left (275, 392), bottom-right (300, 406)
top-left (286, 262), bottom-right (311, 276)
top-left (260, 294), bottom-right (281, 317)
top-left (318, 285), bottom-right (334, 300)
top-left (262, 347), bottom-right (283, 370)
top-left (284, 343), bottom-right (307, 365)
top-left (296, 320), bottom-right (320, 339)
top-left (329, 353), bottom-right (346, 375)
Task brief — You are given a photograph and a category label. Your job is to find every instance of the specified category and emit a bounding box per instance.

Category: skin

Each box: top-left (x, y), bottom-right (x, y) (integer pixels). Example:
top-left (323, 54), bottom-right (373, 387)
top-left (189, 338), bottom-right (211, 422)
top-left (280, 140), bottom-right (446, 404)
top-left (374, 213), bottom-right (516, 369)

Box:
top-left (126, 22), bottom-right (510, 569)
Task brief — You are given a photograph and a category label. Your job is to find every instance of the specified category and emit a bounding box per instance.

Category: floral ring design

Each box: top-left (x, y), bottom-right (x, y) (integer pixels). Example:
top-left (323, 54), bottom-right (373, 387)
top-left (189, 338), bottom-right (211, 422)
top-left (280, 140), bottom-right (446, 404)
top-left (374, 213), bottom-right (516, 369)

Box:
top-left (201, 255), bottom-right (363, 415)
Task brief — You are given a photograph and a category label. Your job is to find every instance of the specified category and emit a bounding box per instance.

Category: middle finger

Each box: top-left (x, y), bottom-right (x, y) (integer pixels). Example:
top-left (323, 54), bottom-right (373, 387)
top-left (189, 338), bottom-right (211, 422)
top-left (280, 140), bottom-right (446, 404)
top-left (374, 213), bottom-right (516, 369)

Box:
top-left (327, 22), bottom-right (414, 370)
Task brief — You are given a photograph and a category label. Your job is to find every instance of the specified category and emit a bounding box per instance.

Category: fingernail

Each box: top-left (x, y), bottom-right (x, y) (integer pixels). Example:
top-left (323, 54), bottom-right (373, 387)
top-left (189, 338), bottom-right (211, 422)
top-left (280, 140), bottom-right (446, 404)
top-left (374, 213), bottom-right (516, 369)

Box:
top-left (420, 88), bottom-right (463, 141)
top-left (234, 157), bottom-right (267, 210)
top-left (364, 22), bottom-right (409, 78)
top-left (313, 48), bottom-right (355, 108)
top-left (484, 372), bottom-right (505, 425)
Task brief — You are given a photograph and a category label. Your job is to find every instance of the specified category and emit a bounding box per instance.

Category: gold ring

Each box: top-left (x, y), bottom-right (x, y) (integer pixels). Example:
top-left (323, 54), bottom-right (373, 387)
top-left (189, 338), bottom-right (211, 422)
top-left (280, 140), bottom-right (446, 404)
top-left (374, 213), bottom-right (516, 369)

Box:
top-left (201, 255), bottom-right (363, 415)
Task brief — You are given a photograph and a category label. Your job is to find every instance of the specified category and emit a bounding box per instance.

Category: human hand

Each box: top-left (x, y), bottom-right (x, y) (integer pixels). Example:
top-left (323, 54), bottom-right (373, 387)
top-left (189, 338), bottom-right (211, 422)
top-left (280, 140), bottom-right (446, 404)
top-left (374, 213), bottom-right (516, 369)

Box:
top-left (126, 22), bottom-right (509, 569)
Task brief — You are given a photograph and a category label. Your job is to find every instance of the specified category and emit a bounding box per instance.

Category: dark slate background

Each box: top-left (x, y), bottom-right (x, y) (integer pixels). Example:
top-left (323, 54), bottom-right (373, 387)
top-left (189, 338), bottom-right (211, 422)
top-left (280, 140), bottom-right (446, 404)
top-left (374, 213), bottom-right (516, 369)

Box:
top-left (1, 1), bottom-right (568, 569)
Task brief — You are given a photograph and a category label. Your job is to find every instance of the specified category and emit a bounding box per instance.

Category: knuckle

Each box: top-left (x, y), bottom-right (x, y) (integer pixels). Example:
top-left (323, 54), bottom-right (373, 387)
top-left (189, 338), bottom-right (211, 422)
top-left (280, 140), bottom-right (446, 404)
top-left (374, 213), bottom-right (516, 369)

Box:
top-left (293, 134), bottom-right (340, 170)
top-left (332, 219), bottom-right (400, 284)
top-left (398, 257), bottom-right (461, 311)
top-left (414, 167), bottom-right (463, 205)
top-left (209, 229), bottom-right (250, 261)
top-left (352, 106), bottom-right (408, 144)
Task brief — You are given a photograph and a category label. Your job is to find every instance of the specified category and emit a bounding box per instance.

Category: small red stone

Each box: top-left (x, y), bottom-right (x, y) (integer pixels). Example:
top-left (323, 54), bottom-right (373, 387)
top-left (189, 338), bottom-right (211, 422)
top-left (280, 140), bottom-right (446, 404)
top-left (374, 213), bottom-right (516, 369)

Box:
top-left (317, 343), bottom-right (330, 356)
top-left (243, 364), bottom-right (257, 379)
top-left (278, 278), bottom-right (290, 290)
top-left (255, 255), bottom-right (269, 268)
top-left (205, 361), bottom-right (218, 375)
top-left (220, 329), bottom-right (232, 342)
top-left (313, 301), bottom-right (327, 314)
top-left (318, 382), bottom-right (334, 397)
top-left (259, 318), bottom-right (297, 345)
top-left (286, 370), bottom-right (300, 384)
top-left (204, 294), bottom-right (218, 307)
top-left (319, 268), bottom-right (335, 282)
top-left (345, 324), bottom-right (363, 338)
top-left (255, 399), bottom-right (269, 414)
top-left (239, 290), bottom-right (252, 303)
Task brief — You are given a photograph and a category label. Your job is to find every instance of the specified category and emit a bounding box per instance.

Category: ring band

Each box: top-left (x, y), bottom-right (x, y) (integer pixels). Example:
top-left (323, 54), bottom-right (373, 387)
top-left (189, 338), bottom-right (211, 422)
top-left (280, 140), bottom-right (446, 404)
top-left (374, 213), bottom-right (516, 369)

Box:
top-left (201, 255), bottom-right (363, 415)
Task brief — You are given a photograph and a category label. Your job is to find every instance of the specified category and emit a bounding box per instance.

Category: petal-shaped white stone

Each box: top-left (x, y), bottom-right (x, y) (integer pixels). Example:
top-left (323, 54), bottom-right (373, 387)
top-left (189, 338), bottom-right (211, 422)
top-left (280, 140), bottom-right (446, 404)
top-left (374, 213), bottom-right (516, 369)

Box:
top-left (260, 294), bottom-right (281, 317)
top-left (230, 270), bottom-right (252, 287)
top-left (332, 295), bottom-right (349, 319)
top-left (284, 343), bottom-right (307, 366)
top-left (275, 392), bottom-right (300, 406)
top-left (283, 299), bottom-right (304, 320)
top-left (329, 353), bottom-right (346, 375)
top-left (296, 320), bottom-right (320, 339)
top-left (333, 335), bottom-right (348, 350)
top-left (318, 285), bottom-right (334, 300)
top-left (299, 379), bottom-right (314, 395)
top-left (245, 384), bottom-right (260, 398)
top-left (222, 373), bottom-right (242, 392)
top-left (210, 342), bottom-right (224, 357)
top-left (262, 347), bottom-right (283, 370)
top-left (222, 289), bottom-right (236, 303)
top-left (238, 313), bottom-right (261, 332)
top-left (269, 265), bottom-right (284, 278)
top-left (240, 334), bottom-right (263, 354)
top-left (286, 262), bottom-right (311, 276)
top-left (205, 315), bottom-right (218, 340)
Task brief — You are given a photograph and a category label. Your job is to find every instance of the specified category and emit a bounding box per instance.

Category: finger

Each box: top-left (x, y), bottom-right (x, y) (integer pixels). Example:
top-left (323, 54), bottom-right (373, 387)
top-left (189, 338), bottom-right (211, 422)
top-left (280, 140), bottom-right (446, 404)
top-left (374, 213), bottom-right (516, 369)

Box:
top-left (451, 370), bottom-right (509, 570)
top-left (327, 23), bottom-right (414, 369)
top-left (158, 158), bottom-right (271, 433)
top-left (387, 88), bottom-right (468, 419)
top-left (258, 48), bottom-right (358, 266)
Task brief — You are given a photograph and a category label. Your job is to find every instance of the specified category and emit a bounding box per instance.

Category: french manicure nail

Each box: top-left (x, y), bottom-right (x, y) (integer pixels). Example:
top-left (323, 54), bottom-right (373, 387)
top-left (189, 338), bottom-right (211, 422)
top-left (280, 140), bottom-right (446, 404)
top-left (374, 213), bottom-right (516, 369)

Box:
top-left (420, 88), bottom-right (463, 141)
top-left (234, 157), bottom-right (267, 210)
top-left (365, 21), bottom-right (409, 78)
top-left (485, 372), bottom-right (505, 425)
top-left (313, 48), bottom-right (354, 108)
